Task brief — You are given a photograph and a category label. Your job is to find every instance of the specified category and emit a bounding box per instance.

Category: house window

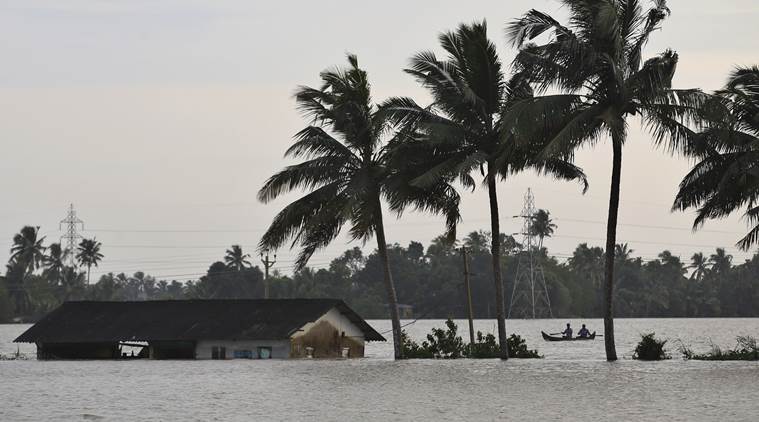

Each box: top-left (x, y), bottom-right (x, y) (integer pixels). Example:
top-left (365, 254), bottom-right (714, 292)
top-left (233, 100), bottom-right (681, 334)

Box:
top-left (211, 346), bottom-right (226, 359)
top-left (233, 350), bottom-right (253, 359)
top-left (257, 346), bottom-right (272, 359)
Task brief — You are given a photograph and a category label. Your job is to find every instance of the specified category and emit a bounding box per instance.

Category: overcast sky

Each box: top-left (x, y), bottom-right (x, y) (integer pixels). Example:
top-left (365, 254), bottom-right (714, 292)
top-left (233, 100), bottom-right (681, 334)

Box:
top-left (1, 0), bottom-right (758, 281)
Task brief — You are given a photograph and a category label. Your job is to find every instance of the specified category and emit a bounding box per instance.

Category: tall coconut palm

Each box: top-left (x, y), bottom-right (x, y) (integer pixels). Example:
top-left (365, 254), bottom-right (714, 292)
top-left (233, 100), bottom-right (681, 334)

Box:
top-left (383, 21), bottom-right (587, 359)
top-left (43, 243), bottom-right (66, 286)
top-left (10, 226), bottom-right (46, 274)
top-left (224, 245), bottom-right (252, 271)
top-left (257, 55), bottom-right (460, 360)
top-left (76, 238), bottom-right (103, 284)
top-left (507, 0), bottom-right (705, 360)
top-left (673, 66), bottom-right (759, 249)
top-left (530, 209), bottom-right (557, 249)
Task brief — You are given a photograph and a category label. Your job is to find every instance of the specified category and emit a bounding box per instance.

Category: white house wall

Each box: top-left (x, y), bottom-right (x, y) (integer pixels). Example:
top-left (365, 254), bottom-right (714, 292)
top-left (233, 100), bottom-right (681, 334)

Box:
top-left (195, 339), bottom-right (290, 359)
top-left (291, 306), bottom-right (365, 341)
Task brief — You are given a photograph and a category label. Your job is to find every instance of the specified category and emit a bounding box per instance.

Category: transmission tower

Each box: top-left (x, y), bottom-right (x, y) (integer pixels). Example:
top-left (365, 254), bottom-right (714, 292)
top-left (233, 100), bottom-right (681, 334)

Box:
top-left (59, 204), bottom-right (84, 267)
top-left (508, 188), bottom-right (553, 319)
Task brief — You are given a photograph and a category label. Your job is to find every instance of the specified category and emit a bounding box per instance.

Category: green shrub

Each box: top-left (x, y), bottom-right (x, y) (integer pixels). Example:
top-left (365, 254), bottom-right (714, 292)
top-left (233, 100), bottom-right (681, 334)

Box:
top-left (633, 333), bottom-right (670, 360)
top-left (401, 330), bottom-right (434, 359)
top-left (465, 332), bottom-right (541, 358)
top-left (401, 319), bottom-right (541, 359)
top-left (681, 336), bottom-right (759, 361)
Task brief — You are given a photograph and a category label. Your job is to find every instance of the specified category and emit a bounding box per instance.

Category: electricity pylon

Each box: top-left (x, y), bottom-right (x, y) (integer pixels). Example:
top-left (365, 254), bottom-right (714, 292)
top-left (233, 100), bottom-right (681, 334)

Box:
top-left (59, 204), bottom-right (84, 267)
top-left (508, 188), bottom-right (553, 319)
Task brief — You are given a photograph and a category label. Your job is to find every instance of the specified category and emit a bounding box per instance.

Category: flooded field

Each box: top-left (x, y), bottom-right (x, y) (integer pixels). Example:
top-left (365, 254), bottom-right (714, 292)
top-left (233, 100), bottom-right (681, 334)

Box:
top-left (2, 318), bottom-right (757, 421)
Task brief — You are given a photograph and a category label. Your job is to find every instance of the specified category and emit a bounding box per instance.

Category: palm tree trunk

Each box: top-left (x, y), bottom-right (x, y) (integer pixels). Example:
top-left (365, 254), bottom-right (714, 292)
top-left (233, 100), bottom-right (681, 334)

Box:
top-left (87, 265), bottom-right (91, 285)
top-left (603, 133), bottom-right (623, 361)
top-left (487, 171), bottom-right (508, 360)
top-left (374, 198), bottom-right (404, 360)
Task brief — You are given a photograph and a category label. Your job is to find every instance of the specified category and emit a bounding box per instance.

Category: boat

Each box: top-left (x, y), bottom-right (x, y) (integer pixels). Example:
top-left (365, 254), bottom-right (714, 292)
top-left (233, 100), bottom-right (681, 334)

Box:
top-left (541, 331), bottom-right (596, 341)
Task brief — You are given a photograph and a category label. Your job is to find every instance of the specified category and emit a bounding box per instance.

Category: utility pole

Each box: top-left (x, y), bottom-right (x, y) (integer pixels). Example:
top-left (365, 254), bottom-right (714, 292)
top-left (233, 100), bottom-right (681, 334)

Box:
top-left (260, 249), bottom-right (276, 299)
top-left (59, 204), bottom-right (84, 267)
top-left (462, 247), bottom-right (476, 347)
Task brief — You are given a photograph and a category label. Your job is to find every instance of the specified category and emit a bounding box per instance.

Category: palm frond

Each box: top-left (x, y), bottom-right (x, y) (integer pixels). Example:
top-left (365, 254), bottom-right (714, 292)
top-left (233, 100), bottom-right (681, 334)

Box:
top-left (257, 156), bottom-right (351, 203)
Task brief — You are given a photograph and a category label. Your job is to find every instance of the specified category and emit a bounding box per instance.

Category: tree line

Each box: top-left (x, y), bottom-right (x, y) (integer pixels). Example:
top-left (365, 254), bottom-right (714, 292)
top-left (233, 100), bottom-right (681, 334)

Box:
top-left (3, 224), bottom-right (758, 327)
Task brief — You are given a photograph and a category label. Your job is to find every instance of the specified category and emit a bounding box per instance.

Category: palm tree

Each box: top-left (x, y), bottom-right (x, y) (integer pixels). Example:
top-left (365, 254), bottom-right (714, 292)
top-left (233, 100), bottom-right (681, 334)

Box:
top-left (709, 248), bottom-right (733, 274)
top-left (463, 231), bottom-right (491, 254)
top-left (224, 245), bottom-right (252, 271)
top-left (530, 209), bottom-right (557, 249)
top-left (60, 266), bottom-right (86, 301)
top-left (43, 243), bottom-right (66, 286)
top-left (10, 226), bottom-right (46, 274)
top-left (673, 66), bottom-right (759, 249)
top-left (689, 252), bottom-right (709, 281)
top-left (507, 0), bottom-right (705, 361)
top-left (76, 238), bottom-right (103, 284)
top-left (383, 21), bottom-right (587, 359)
top-left (615, 243), bottom-right (633, 262)
top-left (257, 55), bottom-right (460, 360)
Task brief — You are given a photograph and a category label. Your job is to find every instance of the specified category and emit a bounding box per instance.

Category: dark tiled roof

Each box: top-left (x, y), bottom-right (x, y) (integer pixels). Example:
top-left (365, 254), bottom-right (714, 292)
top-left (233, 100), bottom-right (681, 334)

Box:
top-left (14, 299), bottom-right (385, 343)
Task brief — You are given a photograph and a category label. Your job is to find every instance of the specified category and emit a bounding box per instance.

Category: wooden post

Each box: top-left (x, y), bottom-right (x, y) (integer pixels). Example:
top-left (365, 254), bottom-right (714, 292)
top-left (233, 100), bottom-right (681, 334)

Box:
top-left (462, 247), bottom-right (476, 347)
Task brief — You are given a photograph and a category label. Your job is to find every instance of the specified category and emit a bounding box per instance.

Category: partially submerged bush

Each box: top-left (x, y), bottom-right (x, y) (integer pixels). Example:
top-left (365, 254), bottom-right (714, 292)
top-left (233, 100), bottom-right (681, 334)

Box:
top-left (633, 333), bottom-right (670, 360)
top-left (465, 332), bottom-right (541, 358)
top-left (681, 336), bottom-right (759, 361)
top-left (401, 319), bottom-right (541, 359)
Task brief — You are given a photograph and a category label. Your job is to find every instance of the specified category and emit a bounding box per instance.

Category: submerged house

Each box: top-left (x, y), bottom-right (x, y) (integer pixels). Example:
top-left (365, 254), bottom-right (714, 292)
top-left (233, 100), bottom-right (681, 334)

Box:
top-left (14, 299), bottom-right (384, 360)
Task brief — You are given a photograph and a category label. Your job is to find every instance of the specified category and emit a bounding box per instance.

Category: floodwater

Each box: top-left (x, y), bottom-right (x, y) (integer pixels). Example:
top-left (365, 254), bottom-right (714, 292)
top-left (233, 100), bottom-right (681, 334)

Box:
top-left (1, 318), bottom-right (757, 421)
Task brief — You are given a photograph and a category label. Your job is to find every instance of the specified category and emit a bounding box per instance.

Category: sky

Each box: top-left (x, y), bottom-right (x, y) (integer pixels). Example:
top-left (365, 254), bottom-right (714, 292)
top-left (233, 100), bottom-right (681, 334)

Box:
top-left (1, 0), bottom-right (758, 281)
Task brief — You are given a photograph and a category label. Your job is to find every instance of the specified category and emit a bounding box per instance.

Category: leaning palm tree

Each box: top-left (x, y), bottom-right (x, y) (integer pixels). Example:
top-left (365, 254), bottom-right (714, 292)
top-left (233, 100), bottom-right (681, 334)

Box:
top-left (76, 238), bottom-right (103, 284)
top-left (383, 21), bottom-right (587, 359)
top-left (673, 66), bottom-right (759, 249)
top-left (10, 226), bottom-right (46, 274)
top-left (224, 245), bottom-right (252, 271)
top-left (43, 243), bottom-right (66, 286)
top-left (507, 0), bottom-right (705, 360)
top-left (258, 55), bottom-right (460, 360)
top-left (530, 209), bottom-right (557, 249)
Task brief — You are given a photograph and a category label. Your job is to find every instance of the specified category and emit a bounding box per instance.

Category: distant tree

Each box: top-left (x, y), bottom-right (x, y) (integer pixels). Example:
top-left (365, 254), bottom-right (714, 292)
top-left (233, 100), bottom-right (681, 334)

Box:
top-left (76, 238), bottom-right (103, 284)
top-left (59, 266), bottom-right (86, 301)
top-left (710, 248), bottom-right (733, 273)
top-left (10, 226), bottom-right (46, 274)
top-left (615, 244), bottom-right (634, 262)
top-left (224, 245), bottom-right (252, 271)
top-left (463, 231), bottom-right (491, 254)
top-left (43, 243), bottom-right (66, 286)
top-left (427, 235), bottom-right (458, 258)
top-left (1, 262), bottom-right (29, 315)
top-left (530, 210), bottom-right (557, 249)
top-left (689, 252), bottom-right (710, 281)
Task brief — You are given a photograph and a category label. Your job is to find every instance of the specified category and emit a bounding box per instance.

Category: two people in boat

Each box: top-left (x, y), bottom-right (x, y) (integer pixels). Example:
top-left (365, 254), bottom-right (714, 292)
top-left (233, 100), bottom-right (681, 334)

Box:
top-left (562, 323), bottom-right (591, 339)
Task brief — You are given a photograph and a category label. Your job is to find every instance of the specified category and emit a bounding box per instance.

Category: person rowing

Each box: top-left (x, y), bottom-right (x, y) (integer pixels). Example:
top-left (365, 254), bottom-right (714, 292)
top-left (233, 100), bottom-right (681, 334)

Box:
top-left (561, 323), bottom-right (573, 339)
top-left (577, 324), bottom-right (591, 338)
